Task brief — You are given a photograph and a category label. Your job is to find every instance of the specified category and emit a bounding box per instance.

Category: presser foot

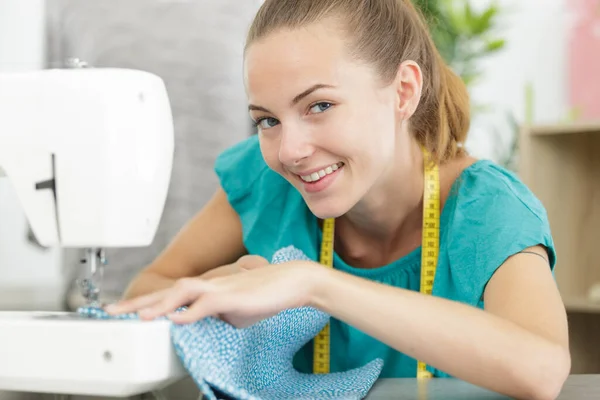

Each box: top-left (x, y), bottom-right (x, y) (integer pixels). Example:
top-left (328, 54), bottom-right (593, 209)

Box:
top-left (77, 247), bottom-right (107, 307)
top-left (76, 278), bottom-right (103, 308)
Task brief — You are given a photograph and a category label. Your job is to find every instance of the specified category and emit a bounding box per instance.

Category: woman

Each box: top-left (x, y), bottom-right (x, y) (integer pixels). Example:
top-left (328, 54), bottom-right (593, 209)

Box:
top-left (107, 0), bottom-right (570, 398)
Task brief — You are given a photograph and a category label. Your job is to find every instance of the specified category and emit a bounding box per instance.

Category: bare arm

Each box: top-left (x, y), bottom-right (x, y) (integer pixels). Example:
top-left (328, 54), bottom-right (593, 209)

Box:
top-left (310, 245), bottom-right (570, 400)
top-left (122, 186), bottom-right (247, 299)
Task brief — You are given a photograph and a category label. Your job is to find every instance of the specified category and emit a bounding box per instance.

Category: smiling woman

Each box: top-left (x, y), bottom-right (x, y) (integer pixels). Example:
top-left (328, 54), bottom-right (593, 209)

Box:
top-left (111, 1), bottom-right (570, 400)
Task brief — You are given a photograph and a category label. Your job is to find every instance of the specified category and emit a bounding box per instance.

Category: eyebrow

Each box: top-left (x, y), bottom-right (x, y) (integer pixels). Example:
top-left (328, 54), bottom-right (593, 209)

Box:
top-left (248, 83), bottom-right (335, 113)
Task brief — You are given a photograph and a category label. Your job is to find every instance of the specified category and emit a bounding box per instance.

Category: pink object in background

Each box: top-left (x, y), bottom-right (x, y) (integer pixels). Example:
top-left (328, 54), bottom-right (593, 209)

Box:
top-left (568, 0), bottom-right (600, 120)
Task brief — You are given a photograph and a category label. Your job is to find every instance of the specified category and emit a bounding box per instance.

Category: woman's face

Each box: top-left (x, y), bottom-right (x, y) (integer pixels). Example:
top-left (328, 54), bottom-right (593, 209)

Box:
top-left (244, 22), bottom-right (417, 219)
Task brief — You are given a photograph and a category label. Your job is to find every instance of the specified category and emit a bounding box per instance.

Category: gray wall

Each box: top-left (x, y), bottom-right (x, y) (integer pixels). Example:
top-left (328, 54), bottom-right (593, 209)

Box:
top-left (44, 0), bottom-right (261, 306)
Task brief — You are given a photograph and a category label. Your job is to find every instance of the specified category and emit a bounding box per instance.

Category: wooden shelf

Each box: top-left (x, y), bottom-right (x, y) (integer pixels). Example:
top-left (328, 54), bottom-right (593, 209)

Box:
top-left (524, 120), bottom-right (600, 136)
top-left (519, 121), bottom-right (600, 374)
top-left (564, 297), bottom-right (600, 313)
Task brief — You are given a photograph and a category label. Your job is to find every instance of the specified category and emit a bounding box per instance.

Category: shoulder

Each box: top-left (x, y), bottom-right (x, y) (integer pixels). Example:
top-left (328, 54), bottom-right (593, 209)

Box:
top-left (450, 160), bottom-right (549, 225)
top-left (213, 135), bottom-right (315, 260)
top-left (438, 160), bottom-right (556, 304)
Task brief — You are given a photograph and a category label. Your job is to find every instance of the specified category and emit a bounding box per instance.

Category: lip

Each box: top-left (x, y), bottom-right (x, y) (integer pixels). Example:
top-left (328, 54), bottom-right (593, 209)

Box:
top-left (294, 162), bottom-right (343, 177)
top-left (296, 164), bottom-right (343, 194)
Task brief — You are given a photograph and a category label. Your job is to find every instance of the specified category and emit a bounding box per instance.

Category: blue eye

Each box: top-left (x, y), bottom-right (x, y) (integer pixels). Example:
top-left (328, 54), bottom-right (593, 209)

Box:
top-left (310, 102), bottom-right (332, 114)
top-left (254, 117), bottom-right (280, 130)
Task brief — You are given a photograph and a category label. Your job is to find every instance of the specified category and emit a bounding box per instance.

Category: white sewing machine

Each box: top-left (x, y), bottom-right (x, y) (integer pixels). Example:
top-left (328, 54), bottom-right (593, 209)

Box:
top-left (0, 68), bottom-right (188, 396)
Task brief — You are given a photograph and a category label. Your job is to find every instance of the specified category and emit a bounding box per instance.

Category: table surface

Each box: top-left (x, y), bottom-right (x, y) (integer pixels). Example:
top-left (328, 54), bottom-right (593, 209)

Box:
top-left (365, 374), bottom-right (600, 399)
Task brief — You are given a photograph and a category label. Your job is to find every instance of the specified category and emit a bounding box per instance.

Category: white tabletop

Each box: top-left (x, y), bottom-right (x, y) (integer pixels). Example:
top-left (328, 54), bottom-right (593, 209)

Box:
top-left (365, 374), bottom-right (600, 399)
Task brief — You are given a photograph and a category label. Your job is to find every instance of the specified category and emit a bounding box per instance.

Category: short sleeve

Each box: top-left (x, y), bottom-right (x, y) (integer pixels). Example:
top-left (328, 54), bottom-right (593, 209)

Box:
top-left (440, 163), bottom-right (557, 308)
top-left (214, 135), bottom-right (270, 207)
top-left (214, 135), bottom-right (316, 261)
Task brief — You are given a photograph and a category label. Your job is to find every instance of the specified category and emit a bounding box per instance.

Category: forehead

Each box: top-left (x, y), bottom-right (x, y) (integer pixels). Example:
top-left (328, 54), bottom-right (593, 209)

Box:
top-left (243, 23), bottom-right (351, 99)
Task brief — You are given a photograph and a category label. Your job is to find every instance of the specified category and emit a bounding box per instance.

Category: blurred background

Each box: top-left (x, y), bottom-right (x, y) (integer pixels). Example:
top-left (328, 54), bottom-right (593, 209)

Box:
top-left (0, 0), bottom-right (599, 398)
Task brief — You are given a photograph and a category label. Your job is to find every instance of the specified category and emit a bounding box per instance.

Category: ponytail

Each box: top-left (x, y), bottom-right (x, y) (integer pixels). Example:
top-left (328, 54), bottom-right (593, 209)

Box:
top-left (433, 59), bottom-right (470, 161)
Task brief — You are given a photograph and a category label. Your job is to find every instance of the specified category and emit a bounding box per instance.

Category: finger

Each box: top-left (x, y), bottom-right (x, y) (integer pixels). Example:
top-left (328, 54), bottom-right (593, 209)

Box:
top-left (168, 293), bottom-right (223, 324)
top-left (200, 263), bottom-right (238, 280)
top-left (235, 255), bottom-right (268, 271)
top-left (199, 256), bottom-right (267, 282)
top-left (221, 312), bottom-right (273, 329)
top-left (139, 278), bottom-right (212, 320)
top-left (104, 289), bottom-right (168, 315)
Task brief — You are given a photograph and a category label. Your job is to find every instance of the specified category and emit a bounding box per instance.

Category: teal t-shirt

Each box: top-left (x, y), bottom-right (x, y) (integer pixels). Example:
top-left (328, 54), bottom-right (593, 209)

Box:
top-left (214, 134), bottom-right (556, 379)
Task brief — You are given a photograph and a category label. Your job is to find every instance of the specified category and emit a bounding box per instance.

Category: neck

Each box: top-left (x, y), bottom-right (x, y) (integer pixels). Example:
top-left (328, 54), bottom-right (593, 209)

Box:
top-left (335, 137), bottom-right (426, 267)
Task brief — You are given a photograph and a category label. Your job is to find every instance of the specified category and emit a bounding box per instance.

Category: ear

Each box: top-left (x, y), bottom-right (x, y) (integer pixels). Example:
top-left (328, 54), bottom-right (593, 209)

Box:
top-left (395, 60), bottom-right (423, 120)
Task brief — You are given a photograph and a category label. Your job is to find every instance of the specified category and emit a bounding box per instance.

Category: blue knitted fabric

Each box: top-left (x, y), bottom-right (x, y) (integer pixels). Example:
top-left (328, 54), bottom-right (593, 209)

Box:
top-left (78, 246), bottom-right (384, 400)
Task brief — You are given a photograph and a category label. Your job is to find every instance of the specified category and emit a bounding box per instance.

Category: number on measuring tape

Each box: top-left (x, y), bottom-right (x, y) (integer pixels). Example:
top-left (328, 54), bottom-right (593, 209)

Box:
top-left (313, 218), bottom-right (335, 374)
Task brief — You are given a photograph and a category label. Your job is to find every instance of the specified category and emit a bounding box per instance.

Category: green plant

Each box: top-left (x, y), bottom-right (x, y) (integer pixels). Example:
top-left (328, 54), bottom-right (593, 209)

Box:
top-left (415, 0), bottom-right (520, 171)
top-left (415, 0), bottom-right (506, 87)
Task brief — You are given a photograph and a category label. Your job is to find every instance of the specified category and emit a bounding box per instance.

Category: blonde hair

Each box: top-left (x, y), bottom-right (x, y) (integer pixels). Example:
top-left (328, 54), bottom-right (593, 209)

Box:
top-left (246, 0), bottom-right (470, 163)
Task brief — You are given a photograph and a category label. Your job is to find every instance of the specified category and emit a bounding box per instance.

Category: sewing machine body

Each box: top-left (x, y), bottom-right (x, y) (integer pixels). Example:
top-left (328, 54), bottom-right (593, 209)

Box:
top-left (0, 67), bottom-right (173, 250)
top-left (0, 68), bottom-right (182, 395)
top-left (0, 311), bottom-right (187, 396)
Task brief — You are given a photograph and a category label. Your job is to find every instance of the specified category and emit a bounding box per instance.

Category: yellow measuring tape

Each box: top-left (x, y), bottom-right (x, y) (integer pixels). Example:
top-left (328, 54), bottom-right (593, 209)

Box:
top-left (313, 217), bottom-right (335, 374)
top-left (416, 152), bottom-right (440, 379)
top-left (313, 149), bottom-right (440, 379)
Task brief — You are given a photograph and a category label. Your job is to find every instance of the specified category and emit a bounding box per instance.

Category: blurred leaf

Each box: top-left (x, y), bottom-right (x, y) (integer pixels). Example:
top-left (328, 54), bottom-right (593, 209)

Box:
top-left (461, 73), bottom-right (479, 86)
top-left (473, 6), bottom-right (498, 35)
top-left (464, 2), bottom-right (474, 34)
top-left (485, 38), bottom-right (505, 52)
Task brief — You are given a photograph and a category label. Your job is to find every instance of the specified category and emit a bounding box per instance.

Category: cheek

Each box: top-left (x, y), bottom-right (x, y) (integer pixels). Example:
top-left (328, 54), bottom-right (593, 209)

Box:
top-left (373, 98), bottom-right (400, 148)
top-left (258, 136), bottom-right (283, 171)
top-left (350, 103), bottom-right (397, 156)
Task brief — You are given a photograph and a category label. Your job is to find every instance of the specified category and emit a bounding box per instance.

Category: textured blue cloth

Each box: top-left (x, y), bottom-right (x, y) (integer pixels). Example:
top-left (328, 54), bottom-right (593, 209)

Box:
top-left (78, 246), bottom-right (384, 400)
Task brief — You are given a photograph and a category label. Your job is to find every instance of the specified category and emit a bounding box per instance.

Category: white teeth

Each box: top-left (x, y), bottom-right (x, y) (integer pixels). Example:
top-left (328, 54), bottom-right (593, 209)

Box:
top-left (300, 162), bottom-right (343, 183)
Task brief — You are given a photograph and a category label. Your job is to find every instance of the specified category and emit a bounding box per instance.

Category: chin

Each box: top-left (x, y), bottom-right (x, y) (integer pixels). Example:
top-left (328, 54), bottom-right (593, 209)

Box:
top-left (303, 197), bottom-right (352, 220)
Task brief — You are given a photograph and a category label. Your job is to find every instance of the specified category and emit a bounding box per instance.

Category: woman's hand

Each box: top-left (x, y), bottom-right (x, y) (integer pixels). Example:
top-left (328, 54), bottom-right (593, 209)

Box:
top-left (105, 258), bottom-right (321, 328)
top-left (106, 255), bottom-right (268, 315)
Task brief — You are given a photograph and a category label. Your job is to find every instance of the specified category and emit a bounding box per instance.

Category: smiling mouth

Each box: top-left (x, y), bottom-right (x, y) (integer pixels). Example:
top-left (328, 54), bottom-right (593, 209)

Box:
top-left (299, 162), bottom-right (344, 183)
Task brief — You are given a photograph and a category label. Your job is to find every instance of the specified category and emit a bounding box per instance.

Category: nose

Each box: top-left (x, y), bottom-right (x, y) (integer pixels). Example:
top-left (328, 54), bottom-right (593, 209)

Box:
top-left (278, 126), bottom-right (314, 166)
